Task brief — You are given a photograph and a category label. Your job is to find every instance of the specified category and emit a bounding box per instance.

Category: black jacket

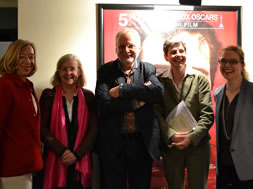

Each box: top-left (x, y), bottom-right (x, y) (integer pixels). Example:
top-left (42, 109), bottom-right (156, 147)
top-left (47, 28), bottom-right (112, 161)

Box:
top-left (95, 59), bottom-right (163, 160)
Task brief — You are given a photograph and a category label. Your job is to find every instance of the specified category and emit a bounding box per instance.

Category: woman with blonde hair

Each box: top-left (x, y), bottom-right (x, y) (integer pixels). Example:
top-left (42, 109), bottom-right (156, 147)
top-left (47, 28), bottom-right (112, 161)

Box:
top-left (40, 54), bottom-right (97, 189)
top-left (214, 45), bottom-right (253, 188)
top-left (0, 39), bottom-right (43, 189)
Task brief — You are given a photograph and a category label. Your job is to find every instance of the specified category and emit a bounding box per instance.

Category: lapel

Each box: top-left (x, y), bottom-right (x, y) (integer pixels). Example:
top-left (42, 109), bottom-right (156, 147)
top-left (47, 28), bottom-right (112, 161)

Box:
top-left (113, 59), bottom-right (125, 85)
top-left (231, 79), bottom-right (247, 141)
top-left (180, 74), bottom-right (194, 101)
top-left (115, 60), bottom-right (142, 85)
top-left (133, 62), bottom-right (142, 84)
top-left (162, 74), bottom-right (194, 103)
top-left (215, 85), bottom-right (225, 117)
top-left (163, 78), bottom-right (179, 103)
top-left (116, 76), bottom-right (125, 85)
top-left (215, 84), bottom-right (226, 129)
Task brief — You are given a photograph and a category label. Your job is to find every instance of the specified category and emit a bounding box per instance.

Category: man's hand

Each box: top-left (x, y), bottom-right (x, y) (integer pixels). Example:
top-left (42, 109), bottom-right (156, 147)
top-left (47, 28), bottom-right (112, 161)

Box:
top-left (109, 85), bottom-right (120, 98)
top-left (144, 81), bottom-right (152, 86)
top-left (109, 81), bottom-right (151, 98)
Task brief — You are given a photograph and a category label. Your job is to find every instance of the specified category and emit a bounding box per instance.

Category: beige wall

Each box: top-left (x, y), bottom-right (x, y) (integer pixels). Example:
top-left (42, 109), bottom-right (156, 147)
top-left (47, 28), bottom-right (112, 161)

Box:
top-left (18, 0), bottom-right (253, 97)
top-left (19, 0), bottom-right (97, 96)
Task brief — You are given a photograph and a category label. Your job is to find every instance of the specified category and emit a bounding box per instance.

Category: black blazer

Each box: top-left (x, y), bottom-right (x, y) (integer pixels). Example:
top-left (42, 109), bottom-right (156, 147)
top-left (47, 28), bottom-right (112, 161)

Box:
top-left (95, 59), bottom-right (163, 160)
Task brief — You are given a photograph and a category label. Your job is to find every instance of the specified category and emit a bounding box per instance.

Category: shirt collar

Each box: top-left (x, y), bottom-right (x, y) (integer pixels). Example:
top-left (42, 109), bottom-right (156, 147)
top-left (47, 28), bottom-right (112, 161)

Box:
top-left (117, 59), bottom-right (138, 74)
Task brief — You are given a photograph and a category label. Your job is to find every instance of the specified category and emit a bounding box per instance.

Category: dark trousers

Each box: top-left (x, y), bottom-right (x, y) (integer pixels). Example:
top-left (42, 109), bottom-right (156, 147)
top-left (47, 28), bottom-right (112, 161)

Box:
top-left (99, 134), bottom-right (153, 189)
top-left (217, 165), bottom-right (253, 189)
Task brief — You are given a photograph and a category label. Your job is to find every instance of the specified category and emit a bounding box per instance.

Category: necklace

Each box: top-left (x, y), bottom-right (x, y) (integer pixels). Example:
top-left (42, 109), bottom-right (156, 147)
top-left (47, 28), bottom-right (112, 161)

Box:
top-left (221, 93), bottom-right (231, 140)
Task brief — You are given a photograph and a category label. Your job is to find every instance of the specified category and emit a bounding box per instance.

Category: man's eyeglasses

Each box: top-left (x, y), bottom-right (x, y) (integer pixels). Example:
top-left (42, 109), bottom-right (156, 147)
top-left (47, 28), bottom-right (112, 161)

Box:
top-left (218, 58), bottom-right (240, 65)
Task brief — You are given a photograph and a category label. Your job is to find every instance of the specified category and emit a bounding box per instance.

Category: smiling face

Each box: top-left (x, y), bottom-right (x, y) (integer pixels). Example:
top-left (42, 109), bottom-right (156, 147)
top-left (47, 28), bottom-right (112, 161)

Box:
top-left (219, 49), bottom-right (244, 81)
top-left (164, 43), bottom-right (186, 70)
top-left (59, 59), bottom-right (80, 87)
top-left (116, 30), bottom-right (140, 70)
top-left (171, 32), bottom-right (210, 76)
top-left (15, 45), bottom-right (35, 80)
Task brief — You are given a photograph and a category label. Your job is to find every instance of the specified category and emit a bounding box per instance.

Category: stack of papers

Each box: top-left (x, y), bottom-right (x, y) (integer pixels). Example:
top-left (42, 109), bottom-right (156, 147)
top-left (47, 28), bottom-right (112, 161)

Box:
top-left (166, 101), bottom-right (197, 133)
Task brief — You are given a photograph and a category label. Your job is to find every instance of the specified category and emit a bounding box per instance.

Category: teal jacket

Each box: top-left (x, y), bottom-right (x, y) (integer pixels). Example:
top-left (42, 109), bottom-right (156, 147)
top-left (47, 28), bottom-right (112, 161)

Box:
top-left (154, 72), bottom-right (214, 148)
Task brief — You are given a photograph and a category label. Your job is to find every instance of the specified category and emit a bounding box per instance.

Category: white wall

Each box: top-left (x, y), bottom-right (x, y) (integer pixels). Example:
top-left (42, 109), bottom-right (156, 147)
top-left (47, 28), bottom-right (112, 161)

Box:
top-left (18, 0), bottom-right (253, 97)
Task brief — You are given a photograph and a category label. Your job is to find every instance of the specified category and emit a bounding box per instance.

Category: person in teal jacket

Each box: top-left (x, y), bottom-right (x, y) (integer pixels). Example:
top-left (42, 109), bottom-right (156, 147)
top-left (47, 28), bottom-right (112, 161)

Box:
top-left (154, 40), bottom-right (214, 189)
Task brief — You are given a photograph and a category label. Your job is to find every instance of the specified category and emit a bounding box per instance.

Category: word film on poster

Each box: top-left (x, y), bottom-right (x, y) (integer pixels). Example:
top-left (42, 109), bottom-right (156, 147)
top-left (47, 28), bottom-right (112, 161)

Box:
top-left (175, 13), bottom-right (224, 29)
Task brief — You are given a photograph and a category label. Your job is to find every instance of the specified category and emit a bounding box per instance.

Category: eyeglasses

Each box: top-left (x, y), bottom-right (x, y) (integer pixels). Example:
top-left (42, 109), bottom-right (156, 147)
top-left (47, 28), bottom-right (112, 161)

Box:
top-left (218, 58), bottom-right (240, 65)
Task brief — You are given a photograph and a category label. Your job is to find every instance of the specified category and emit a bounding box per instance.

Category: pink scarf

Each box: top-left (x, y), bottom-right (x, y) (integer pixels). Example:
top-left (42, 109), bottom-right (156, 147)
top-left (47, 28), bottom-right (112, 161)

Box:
top-left (43, 86), bottom-right (91, 189)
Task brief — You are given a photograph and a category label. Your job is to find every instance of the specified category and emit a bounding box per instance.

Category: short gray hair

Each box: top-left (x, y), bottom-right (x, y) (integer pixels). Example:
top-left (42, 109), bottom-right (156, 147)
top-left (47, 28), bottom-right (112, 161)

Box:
top-left (116, 28), bottom-right (141, 48)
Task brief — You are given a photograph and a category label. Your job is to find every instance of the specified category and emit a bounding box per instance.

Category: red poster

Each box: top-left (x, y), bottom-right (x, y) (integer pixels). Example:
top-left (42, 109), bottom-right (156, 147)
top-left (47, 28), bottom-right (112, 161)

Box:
top-left (98, 4), bottom-right (241, 189)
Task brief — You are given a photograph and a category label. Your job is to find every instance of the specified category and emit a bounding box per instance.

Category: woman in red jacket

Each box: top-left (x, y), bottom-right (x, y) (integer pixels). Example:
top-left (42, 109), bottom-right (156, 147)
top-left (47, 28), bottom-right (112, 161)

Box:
top-left (0, 39), bottom-right (43, 189)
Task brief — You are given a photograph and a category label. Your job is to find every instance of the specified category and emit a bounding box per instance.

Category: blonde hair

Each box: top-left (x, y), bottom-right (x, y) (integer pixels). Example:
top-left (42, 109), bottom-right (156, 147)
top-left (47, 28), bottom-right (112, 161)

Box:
top-left (220, 45), bottom-right (250, 80)
top-left (50, 54), bottom-right (86, 87)
top-left (0, 39), bottom-right (37, 76)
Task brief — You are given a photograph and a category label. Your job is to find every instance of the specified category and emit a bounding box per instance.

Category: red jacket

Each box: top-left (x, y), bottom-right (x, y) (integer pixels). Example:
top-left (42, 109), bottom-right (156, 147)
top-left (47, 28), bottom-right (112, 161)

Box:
top-left (0, 73), bottom-right (43, 177)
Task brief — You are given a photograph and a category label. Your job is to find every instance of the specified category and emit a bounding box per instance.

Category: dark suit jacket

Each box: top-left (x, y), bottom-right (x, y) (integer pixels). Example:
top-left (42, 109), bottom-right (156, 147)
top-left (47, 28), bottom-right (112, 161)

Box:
top-left (214, 79), bottom-right (253, 181)
top-left (95, 59), bottom-right (163, 160)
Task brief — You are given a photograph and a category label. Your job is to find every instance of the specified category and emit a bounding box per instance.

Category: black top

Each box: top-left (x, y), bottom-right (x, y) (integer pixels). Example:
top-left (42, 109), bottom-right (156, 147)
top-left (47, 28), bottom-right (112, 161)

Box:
top-left (62, 96), bottom-right (78, 151)
top-left (219, 93), bottom-right (239, 167)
